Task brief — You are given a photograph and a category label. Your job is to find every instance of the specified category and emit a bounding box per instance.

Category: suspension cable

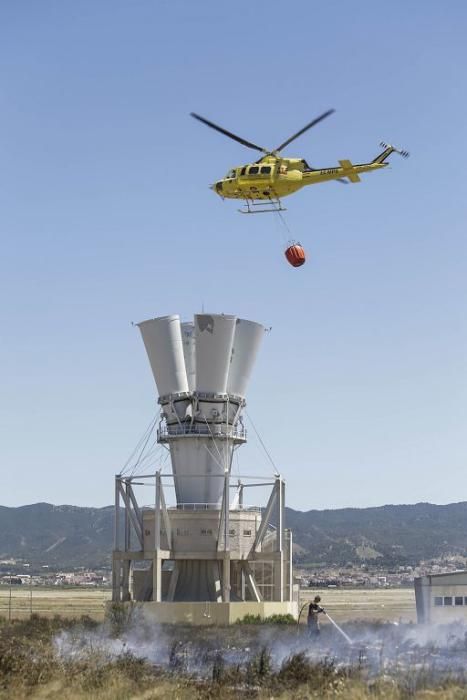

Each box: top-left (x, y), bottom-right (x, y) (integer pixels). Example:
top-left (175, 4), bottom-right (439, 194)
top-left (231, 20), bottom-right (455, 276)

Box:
top-left (245, 410), bottom-right (279, 475)
top-left (121, 413), bottom-right (159, 476)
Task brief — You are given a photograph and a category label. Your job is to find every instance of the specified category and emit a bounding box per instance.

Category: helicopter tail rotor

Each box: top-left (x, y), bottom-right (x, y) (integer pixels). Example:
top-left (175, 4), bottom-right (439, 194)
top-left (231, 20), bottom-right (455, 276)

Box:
top-left (373, 142), bottom-right (410, 163)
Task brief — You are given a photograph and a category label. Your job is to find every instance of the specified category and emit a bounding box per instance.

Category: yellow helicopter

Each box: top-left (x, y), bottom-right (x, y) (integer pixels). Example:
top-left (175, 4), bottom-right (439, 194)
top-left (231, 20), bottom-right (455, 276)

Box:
top-left (191, 110), bottom-right (409, 213)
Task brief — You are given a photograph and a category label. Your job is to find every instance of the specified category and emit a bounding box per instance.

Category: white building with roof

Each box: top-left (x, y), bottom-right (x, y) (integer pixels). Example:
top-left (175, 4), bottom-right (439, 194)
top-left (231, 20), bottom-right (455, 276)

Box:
top-left (415, 571), bottom-right (467, 623)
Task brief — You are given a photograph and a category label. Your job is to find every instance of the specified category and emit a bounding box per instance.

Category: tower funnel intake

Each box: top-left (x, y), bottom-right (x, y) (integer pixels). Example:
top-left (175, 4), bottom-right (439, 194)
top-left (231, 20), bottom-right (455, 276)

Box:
top-left (137, 315), bottom-right (189, 397)
top-left (194, 314), bottom-right (236, 394)
top-left (137, 313), bottom-right (264, 507)
top-left (227, 318), bottom-right (265, 398)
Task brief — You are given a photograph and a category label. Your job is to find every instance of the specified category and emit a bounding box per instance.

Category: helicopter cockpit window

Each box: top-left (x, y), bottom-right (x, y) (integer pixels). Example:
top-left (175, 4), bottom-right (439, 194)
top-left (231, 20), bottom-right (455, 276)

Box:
top-left (249, 166), bottom-right (259, 175)
top-left (240, 167), bottom-right (246, 176)
top-left (260, 166), bottom-right (271, 174)
top-left (226, 169), bottom-right (236, 179)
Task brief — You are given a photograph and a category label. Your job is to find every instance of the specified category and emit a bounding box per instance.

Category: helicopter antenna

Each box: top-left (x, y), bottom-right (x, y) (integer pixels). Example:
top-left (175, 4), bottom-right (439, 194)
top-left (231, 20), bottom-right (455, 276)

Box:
top-left (274, 109), bottom-right (335, 152)
top-left (190, 113), bottom-right (269, 154)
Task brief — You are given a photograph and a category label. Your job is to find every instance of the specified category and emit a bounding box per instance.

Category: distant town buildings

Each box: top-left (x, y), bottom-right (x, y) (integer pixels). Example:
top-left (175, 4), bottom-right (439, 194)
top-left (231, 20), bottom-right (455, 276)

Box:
top-left (0, 560), bottom-right (109, 587)
top-left (1, 554), bottom-right (466, 590)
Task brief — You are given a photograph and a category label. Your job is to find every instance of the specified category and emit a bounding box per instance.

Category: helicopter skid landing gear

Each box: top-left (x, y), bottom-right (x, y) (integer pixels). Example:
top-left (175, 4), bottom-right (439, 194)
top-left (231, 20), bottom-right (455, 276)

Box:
top-left (238, 198), bottom-right (286, 214)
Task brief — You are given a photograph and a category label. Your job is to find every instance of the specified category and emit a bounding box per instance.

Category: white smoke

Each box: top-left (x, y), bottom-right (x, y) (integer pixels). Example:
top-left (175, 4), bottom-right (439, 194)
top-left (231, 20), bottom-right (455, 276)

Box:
top-left (53, 614), bottom-right (467, 681)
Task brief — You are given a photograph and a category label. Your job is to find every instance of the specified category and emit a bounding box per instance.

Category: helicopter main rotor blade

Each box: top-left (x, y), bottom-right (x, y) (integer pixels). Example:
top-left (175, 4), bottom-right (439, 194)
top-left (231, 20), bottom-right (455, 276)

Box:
top-left (274, 109), bottom-right (335, 152)
top-left (190, 113), bottom-right (268, 154)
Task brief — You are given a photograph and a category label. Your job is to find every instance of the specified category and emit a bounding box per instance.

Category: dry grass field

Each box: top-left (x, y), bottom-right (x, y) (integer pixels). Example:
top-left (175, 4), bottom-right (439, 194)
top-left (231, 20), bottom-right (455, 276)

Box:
top-left (1, 612), bottom-right (465, 699)
top-left (0, 585), bottom-right (416, 622)
top-left (1, 590), bottom-right (465, 700)
top-left (0, 586), bottom-right (111, 620)
top-left (300, 587), bottom-right (416, 623)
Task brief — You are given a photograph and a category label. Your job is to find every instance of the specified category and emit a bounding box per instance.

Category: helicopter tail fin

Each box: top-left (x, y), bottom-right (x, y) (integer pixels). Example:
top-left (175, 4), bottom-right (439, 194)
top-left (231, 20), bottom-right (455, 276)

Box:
top-left (373, 142), bottom-right (410, 164)
top-left (339, 159), bottom-right (361, 183)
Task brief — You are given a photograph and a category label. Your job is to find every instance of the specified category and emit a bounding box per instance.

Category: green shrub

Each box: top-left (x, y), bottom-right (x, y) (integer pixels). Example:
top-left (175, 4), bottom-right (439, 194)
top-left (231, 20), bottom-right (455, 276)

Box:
top-left (264, 613), bottom-right (296, 625)
top-left (105, 601), bottom-right (138, 635)
top-left (236, 613), bottom-right (263, 625)
top-left (236, 612), bottom-right (296, 625)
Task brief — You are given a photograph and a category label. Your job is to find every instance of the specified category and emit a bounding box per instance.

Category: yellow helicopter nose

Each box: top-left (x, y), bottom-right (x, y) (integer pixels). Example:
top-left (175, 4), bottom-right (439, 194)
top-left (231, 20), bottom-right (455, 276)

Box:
top-left (211, 181), bottom-right (223, 194)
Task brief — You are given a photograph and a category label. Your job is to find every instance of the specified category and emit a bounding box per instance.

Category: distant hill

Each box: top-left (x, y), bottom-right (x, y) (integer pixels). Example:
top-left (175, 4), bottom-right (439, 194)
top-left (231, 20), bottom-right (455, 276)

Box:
top-left (286, 502), bottom-right (467, 566)
top-left (2, 501), bottom-right (467, 570)
top-left (0, 503), bottom-right (115, 569)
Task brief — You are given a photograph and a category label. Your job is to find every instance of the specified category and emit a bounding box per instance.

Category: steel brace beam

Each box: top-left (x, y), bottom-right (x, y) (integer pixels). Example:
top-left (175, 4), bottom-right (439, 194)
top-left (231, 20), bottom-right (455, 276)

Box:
top-left (251, 478), bottom-right (279, 552)
top-left (118, 481), bottom-right (144, 548)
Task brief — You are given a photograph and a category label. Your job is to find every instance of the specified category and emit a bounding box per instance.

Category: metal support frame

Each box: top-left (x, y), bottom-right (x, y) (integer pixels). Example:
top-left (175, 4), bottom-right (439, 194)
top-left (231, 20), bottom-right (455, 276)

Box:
top-left (274, 478), bottom-right (285, 602)
top-left (166, 564), bottom-right (179, 602)
top-left (222, 471), bottom-right (230, 602)
top-left (252, 477), bottom-right (279, 552)
top-left (112, 478), bottom-right (121, 602)
top-left (243, 560), bottom-right (262, 602)
top-left (153, 472), bottom-right (162, 602)
top-left (160, 484), bottom-right (172, 549)
top-left (112, 471), bottom-right (292, 605)
top-left (118, 480), bottom-right (143, 548)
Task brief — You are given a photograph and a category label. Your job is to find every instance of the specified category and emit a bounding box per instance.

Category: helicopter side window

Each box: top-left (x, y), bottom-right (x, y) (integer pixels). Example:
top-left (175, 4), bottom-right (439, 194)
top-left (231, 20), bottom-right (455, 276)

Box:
top-left (260, 166), bottom-right (271, 174)
top-left (240, 167), bottom-right (246, 176)
top-left (249, 166), bottom-right (259, 175)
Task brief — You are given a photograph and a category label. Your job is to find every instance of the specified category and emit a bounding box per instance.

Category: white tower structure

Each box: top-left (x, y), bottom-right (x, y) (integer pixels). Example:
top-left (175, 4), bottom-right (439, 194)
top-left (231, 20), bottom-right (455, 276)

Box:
top-left (112, 313), bottom-right (297, 623)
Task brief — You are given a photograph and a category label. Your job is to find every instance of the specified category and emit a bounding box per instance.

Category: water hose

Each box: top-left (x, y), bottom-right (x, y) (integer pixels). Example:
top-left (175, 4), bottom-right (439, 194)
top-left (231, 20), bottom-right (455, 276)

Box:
top-left (323, 611), bottom-right (353, 645)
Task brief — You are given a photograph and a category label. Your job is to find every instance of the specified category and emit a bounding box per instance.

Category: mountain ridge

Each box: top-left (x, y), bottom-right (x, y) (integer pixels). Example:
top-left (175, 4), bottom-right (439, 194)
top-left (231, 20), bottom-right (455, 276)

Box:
top-left (1, 501), bottom-right (467, 569)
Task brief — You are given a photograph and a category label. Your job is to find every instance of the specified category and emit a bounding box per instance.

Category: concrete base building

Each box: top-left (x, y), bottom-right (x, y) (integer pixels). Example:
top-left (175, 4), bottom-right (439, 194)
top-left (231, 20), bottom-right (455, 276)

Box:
top-left (112, 471), bottom-right (297, 624)
top-left (415, 571), bottom-right (467, 623)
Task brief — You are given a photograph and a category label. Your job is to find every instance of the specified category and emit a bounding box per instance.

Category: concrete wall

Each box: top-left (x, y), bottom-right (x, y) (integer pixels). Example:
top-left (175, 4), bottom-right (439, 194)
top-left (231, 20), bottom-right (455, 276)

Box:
top-left (130, 601), bottom-right (298, 625)
top-left (142, 509), bottom-right (263, 558)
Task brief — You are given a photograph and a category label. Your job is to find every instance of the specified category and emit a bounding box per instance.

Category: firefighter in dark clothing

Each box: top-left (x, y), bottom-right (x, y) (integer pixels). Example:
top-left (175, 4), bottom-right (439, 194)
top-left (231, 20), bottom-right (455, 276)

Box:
top-left (308, 595), bottom-right (325, 636)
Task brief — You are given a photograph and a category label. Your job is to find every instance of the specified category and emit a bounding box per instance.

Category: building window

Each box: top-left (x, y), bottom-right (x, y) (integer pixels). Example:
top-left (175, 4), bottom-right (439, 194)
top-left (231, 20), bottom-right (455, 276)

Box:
top-left (243, 529), bottom-right (252, 536)
top-left (455, 596), bottom-right (464, 606)
top-left (434, 597), bottom-right (443, 606)
top-left (200, 528), bottom-right (213, 536)
top-left (444, 596), bottom-right (453, 606)
top-left (176, 528), bottom-right (189, 536)
top-left (229, 529), bottom-right (236, 536)
top-left (464, 597), bottom-right (467, 606)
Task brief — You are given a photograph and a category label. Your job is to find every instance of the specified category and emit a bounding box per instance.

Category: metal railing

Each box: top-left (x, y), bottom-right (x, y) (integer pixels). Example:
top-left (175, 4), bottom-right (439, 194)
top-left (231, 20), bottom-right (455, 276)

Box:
top-left (173, 503), bottom-right (262, 513)
top-left (157, 424), bottom-right (247, 441)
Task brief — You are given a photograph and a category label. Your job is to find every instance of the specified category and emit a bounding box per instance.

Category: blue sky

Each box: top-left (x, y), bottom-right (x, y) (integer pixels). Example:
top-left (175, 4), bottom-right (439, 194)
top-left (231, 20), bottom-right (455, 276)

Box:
top-left (0, 1), bottom-right (466, 510)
